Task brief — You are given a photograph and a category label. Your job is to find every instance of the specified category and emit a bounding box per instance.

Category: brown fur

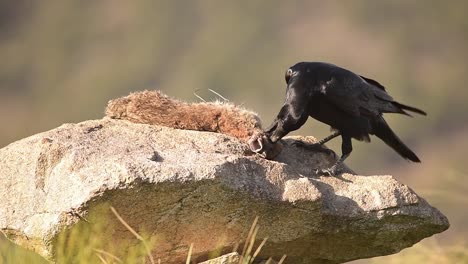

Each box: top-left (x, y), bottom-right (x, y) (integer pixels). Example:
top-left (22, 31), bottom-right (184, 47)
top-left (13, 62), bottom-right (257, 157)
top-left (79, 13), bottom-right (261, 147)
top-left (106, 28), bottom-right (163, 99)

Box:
top-left (105, 90), bottom-right (263, 141)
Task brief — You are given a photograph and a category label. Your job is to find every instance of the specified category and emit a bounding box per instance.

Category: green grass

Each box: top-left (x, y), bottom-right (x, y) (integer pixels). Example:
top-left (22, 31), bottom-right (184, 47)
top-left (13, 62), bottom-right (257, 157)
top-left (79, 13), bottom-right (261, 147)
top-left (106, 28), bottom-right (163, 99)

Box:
top-left (1, 205), bottom-right (466, 263)
top-left (1, 207), bottom-right (285, 264)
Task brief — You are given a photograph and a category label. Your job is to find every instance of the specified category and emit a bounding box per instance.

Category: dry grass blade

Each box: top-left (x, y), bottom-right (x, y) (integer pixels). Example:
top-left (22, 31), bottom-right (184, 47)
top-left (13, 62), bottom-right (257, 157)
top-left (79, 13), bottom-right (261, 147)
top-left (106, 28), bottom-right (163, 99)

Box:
top-left (240, 216), bottom-right (258, 258)
top-left (186, 243), bottom-right (193, 264)
top-left (193, 89), bottom-right (207, 102)
top-left (96, 253), bottom-right (110, 264)
top-left (208, 89), bottom-right (229, 101)
top-left (277, 255), bottom-right (287, 264)
top-left (93, 248), bottom-right (123, 263)
top-left (110, 206), bottom-right (155, 264)
top-left (110, 207), bottom-right (143, 240)
top-left (244, 226), bottom-right (259, 263)
top-left (250, 237), bottom-right (268, 264)
top-left (232, 243), bottom-right (239, 253)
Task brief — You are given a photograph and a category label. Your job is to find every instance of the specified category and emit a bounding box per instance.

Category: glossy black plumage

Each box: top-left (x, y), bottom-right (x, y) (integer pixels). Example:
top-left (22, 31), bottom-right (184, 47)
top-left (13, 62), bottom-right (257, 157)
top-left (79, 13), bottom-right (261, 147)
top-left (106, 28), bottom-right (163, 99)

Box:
top-left (265, 62), bottom-right (426, 173)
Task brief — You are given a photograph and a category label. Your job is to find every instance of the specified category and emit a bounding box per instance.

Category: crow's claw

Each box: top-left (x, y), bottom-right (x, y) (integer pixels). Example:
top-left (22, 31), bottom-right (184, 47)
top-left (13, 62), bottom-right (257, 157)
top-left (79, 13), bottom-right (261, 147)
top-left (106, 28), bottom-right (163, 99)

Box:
top-left (314, 165), bottom-right (340, 176)
top-left (314, 168), bottom-right (334, 176)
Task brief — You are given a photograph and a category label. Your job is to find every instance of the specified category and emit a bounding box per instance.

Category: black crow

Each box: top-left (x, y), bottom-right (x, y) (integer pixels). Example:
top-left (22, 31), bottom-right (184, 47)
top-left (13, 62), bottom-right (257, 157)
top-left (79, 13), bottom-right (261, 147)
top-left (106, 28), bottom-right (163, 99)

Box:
top-left (264, 62), bottom-right (426, 175)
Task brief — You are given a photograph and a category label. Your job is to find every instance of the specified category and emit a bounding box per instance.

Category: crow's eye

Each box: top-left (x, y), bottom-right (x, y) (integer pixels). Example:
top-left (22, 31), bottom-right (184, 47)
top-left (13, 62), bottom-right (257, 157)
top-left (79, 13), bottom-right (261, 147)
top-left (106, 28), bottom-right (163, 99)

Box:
top-left (285, 69), bottom-right (293, 84)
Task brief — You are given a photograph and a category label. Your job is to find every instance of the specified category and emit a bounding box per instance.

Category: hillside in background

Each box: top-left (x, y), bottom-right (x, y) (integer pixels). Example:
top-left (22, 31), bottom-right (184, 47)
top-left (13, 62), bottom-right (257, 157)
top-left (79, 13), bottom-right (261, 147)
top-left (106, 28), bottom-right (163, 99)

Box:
top-left (1, 1), bottom-right (467, 262)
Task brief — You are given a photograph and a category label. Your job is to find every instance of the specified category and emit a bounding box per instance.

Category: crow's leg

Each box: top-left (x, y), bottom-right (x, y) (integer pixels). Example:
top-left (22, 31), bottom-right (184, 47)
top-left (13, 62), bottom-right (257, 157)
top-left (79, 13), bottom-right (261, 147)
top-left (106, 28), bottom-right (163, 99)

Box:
top-left (291, 131), bottom-right (341, 155)
top-left (316, 135), bottom-right (352, 176)
top-left (317, 131), bottom-right (341, 145)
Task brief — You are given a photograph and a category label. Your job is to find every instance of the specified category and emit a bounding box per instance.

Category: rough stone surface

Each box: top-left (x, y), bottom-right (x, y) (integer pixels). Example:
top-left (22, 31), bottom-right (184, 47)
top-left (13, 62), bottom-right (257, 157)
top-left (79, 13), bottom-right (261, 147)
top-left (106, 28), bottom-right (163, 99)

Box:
top-left (0, 118), bottom-right (449, 263)
top-left (199, 252), bottom-right (240, 264)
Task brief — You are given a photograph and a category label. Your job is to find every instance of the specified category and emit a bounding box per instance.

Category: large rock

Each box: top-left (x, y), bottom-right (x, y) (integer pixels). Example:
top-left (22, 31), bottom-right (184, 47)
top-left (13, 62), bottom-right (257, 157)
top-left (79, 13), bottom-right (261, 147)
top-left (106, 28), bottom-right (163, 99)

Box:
top-left (0, 118), bottom-right (449, 263)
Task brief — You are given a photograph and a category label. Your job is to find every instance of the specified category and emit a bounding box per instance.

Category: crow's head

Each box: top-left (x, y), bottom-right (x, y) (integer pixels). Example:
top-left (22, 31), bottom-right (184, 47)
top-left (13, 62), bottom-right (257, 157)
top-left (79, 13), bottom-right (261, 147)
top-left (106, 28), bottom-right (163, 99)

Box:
top-left (284, 61), bottom-right (339, 97)
top-left (284, 62), bottom-right (307, 86)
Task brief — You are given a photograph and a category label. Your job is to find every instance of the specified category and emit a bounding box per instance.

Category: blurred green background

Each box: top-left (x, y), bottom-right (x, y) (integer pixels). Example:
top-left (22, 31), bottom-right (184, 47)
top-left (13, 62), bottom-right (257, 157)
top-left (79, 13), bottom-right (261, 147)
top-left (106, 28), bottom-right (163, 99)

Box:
top-left (1, 0), bottom-right (467, 263)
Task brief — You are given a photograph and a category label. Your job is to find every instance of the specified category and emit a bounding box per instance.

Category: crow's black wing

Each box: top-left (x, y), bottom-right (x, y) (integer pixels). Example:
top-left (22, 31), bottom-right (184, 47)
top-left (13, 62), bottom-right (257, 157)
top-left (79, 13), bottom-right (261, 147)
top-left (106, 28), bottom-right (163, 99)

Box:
top-left (319, 75), bottom-right (382, 117)
top-left (320, 73), bottom-right (407, 117)
top-left (359, 75), bottom-right (386, 91)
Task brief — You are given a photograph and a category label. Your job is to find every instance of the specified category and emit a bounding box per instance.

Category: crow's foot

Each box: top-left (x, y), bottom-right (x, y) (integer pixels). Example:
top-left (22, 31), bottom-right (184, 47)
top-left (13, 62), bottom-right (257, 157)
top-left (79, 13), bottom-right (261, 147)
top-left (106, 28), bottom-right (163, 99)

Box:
top-left (314, 163), bottom-right (343, 176)
top-left (314, 167), bottom-right (335, 176)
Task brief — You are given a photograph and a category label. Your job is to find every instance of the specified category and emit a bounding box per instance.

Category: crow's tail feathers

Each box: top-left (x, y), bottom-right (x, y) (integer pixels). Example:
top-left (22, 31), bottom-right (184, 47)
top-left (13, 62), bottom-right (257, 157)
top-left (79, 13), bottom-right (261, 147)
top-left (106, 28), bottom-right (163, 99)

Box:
top-left (393, 102), bottom-right (427, 116)
top-left (373, 117), bottom-right (421, 162)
